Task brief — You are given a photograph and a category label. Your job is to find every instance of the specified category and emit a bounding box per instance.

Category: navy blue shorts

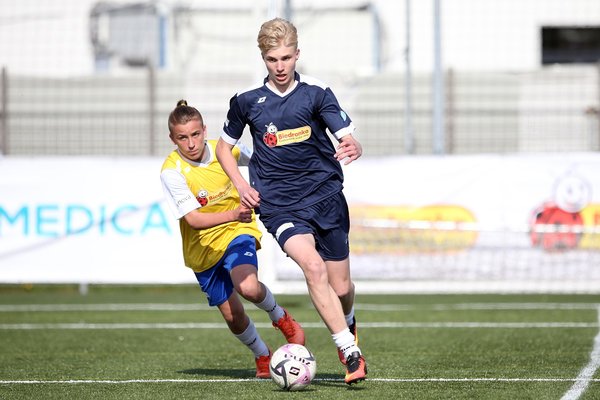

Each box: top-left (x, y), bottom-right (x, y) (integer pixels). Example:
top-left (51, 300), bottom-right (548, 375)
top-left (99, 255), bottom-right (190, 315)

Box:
top-left (194, 235), bottom-right (258, 307)
top-left (260, 192), bottom-right (350, 261)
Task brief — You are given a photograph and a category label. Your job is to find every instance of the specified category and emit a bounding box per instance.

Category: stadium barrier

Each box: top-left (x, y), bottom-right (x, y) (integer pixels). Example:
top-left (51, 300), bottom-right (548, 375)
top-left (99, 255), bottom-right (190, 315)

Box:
top-left (1, 154), bottom-right (599, 293)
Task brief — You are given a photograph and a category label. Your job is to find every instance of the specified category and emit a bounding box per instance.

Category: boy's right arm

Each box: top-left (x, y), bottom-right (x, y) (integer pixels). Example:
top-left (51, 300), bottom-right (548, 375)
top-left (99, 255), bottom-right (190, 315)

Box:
top-left (161, 167), bottom-right (252, 230)
top-left (182, 205), bottom-right (252, 230)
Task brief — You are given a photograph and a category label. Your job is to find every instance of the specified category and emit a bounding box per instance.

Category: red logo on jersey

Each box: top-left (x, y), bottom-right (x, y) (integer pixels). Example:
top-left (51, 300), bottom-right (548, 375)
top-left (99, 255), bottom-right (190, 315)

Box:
top-left (263, 123), bottom-right (278, 147)
top-left (196, 189), bottom-right (208, 207)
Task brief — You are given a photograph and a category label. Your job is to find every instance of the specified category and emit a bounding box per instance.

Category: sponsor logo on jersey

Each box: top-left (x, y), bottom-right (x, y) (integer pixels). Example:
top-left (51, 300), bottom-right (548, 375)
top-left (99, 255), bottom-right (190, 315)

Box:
top-left (196, 190), bottom-right (209, 207)
top-left (196, 183), bottom-right (234, 207)
top-left (262, 122), bottom-right (312, 148)
top-left (177, 194), bottom-right (192, 207)
top-left (263, 123), bottom-right (279, 147)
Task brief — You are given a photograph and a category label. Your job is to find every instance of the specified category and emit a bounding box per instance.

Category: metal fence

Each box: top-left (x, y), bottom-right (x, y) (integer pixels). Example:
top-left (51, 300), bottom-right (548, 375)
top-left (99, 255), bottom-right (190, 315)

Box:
top-left (1, 64), bottom-right (598, 157)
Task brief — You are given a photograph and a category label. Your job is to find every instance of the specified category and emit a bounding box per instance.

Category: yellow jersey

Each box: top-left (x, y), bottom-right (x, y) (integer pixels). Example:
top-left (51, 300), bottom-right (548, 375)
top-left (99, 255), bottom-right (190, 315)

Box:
top-left (160, 140), bottom-right (261, 272)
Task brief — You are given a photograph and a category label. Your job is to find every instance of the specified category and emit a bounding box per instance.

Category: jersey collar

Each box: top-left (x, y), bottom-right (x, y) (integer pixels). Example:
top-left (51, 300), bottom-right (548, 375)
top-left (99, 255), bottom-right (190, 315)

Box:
top-left (176, 141), bottom-right (212, 166)
top-left (264, 72), bottom-right (299, 97)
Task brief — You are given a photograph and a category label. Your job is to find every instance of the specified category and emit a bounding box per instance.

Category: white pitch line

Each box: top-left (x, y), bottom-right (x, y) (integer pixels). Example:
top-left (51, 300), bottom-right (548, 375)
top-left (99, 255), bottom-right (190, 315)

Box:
top-left (0, 304), bottom-right (212, 312)
top-left (357, 303), bottom-right (600, 311)
top-left (560, 306), bottom-right (600, 400)
top-left (1, 377), bottom-right (600, 385)
top-left (1, 303), bottom-right (599, 312)
top-left (0, 322), bottom-right (598, 330)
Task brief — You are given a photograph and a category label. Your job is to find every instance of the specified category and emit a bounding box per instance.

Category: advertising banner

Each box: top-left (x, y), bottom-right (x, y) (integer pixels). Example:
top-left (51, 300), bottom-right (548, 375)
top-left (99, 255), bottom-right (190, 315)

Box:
top-left (1, 154), bottom-right (599, 292)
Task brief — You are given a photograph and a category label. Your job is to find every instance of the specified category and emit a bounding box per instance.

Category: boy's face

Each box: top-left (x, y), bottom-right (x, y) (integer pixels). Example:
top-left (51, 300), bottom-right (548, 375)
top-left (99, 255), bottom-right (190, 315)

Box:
top-left (169, 118), bottom-right (207, 162)
top-left (263, 43), bottom-right (299, 93)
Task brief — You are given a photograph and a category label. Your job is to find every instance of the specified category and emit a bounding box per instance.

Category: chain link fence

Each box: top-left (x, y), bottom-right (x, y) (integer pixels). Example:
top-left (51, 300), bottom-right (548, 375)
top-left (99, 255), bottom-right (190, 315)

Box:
top-left (0, 0), bottom-right (598, 156)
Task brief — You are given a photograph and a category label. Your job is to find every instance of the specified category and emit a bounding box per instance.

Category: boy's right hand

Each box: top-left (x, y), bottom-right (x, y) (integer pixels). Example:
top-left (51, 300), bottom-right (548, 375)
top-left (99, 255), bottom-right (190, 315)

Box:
top-left (235, 205), bottom-right (253, 223)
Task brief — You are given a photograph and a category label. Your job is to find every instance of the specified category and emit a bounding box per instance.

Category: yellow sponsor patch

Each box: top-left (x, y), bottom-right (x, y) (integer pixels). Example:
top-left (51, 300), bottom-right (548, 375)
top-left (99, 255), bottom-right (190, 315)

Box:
top-left (276, 126), bottom-right (311, 146)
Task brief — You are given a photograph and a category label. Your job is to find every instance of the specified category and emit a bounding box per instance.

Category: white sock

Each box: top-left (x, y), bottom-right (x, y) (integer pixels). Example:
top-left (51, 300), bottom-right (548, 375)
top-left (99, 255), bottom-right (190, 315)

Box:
top-left (234, 318), bottom-right (270, 358)
top-left (254, 286), bottom-right (285, 322)
top-left (332, 328), bottom-right (360, 359)
top-left (345, 307), bottom-right (355, 327)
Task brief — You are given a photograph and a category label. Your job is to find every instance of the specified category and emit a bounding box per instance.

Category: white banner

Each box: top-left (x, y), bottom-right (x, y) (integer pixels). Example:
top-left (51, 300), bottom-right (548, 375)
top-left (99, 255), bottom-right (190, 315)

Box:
top-left (266, 153), bottom-right (600, 293)
top-left (1, 154), bottom-right (599, 292)
top-left (0, 157), bottom-right (189, 284)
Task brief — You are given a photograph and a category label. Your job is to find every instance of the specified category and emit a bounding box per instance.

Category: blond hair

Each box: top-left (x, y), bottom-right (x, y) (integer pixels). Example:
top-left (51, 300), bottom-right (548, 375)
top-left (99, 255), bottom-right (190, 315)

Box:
top-left (257, 18), bottom-right (298, 56)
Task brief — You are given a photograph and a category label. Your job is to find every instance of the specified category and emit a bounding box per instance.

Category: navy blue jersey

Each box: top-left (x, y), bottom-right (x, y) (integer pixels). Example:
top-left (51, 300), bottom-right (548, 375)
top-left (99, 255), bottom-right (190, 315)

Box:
top-left (221, 72), bottom-right (356, 213)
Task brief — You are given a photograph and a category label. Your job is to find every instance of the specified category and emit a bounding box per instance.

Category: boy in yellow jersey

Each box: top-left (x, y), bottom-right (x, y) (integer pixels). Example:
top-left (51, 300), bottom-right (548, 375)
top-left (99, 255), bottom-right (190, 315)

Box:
top-left (160, 100), bottom-right (305, 378)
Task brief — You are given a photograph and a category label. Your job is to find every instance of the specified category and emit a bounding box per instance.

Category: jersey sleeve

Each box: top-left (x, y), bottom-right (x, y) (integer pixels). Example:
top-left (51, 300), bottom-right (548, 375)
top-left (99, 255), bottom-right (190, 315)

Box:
top-left (160, 168), bottom-right (201, 219)
top-left (319, 87), bottom-right (356, 140)
top-left (221, 95), bottom-right (247, 144)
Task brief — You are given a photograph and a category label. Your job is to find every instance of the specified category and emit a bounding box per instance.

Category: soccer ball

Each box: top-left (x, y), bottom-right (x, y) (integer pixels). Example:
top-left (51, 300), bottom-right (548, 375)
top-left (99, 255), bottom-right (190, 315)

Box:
top-left (269, 343), bottom-right (316, 391)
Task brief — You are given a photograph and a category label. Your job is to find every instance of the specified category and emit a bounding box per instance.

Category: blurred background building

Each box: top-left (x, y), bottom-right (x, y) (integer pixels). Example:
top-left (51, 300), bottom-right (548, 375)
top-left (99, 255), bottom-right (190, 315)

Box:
top-left (0, 0), bottom-right (599, 157)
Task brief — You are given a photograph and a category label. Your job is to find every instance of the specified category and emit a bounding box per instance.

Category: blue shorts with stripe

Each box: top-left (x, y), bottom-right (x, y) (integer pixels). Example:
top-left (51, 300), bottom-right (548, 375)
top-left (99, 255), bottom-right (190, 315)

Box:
top-left (194, 234), bottom-right (258, 307)
top-left (259, 191), bottom-right (350, 261)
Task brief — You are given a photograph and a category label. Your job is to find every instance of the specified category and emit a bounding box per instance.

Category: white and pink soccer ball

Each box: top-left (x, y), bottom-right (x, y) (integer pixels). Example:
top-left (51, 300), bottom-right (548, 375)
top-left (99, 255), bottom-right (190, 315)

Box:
top-left (269, 343), bottom-right (317, 391)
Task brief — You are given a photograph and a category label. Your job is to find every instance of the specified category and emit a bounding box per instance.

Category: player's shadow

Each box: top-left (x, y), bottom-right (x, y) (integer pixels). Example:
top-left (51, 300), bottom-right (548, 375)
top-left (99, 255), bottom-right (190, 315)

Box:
top-left (179, 367), bottom-right (254, 379)
top-left (179, 369), bottom-right (365, 391)
top-left (312, 373), bottom-right (367, 390)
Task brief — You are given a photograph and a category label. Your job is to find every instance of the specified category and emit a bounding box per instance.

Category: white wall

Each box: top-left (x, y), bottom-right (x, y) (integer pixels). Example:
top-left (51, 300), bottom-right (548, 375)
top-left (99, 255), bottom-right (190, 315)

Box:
top-left (1, 0), bottom-right (598, 77)
top-left (390, 0), bottom-right (600, 72)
